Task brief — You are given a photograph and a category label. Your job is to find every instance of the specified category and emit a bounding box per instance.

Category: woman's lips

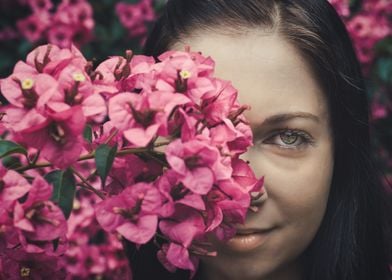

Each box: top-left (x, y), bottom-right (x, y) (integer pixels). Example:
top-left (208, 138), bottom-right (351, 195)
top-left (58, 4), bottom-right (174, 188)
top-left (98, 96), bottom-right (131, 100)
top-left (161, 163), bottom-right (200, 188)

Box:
top-left (225, 228), bottom-right (275, 252)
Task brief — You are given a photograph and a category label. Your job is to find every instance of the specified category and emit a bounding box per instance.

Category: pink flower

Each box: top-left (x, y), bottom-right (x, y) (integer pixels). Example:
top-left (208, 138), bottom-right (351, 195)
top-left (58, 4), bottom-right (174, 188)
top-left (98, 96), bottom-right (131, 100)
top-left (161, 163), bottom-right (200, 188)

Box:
top-left (16, 106), bottom-right (86, 169)
top-left (63, 244), bottom-right (106, 277)
top-left (363, 0), bottom-right (392, 17)
top-left (344, 7), bottom-right (391, 68)
top-left (1, 63), bottom-right (58, 109)
top-left (64, 191), bottom-right (131, 279)
top-left (231, 158), bottom-right (264, 192)
top-left (165, 139), bottom-right (222, 194)
top-left (47, 24), bottom-right (75, 48)
top-left (94, 54), bottom-right (156, 95)
top-left (0, 65), bottom-right (61, 134)
top-left (107, 154), bottom-right (162, 195)
top-left (156, 170), bottom-right (205, 217)
top-left (168, 107), bottom-right (200, 142)
top-left (154, 50), bottom-right (216, 103)
top-left (226, 120), bottom-right (253, 156)
top-left (13, 176), bottom-right (67, 252)
top-left (1, 248), bottom-right (65, 280)
top-left (50, 1), bottom-right (94, 47)
top-left (25, 44), bottom-right (65, 73)
top-left (46, 63), bottom-right (107, 120)
top-left (156, 243), bottom-right (177, 273)
top-left (95, 183), bottom-right (162, 244)
top-left (160, 205), bottom-right (205, 248)
top-left (159, 205), bottom-right (204, 272)
top-left (139, 0), bottom-right (155, 21)
top-left (60, 2), bottom-right (94, 30)
top-left (115, 0), bottom-right (154, 38)
top-left (0, 165), bottom-right (32, 203)
top-left (201, 79), bottom-right (239, 125)
top-left (371, 101), bottom-right (388, 120)
top-left (27, 0), bottom-right (53, 12)
top-left (116, 2), bottom-right (143, 29)
top-left (17, 12), bottom-right (50, 43)
top-left (208, 179), bottom-right (252, 240)
top-left (66, 195), bottom-right (97, 237)
top-left (108, 91), bottom-right (189, 147)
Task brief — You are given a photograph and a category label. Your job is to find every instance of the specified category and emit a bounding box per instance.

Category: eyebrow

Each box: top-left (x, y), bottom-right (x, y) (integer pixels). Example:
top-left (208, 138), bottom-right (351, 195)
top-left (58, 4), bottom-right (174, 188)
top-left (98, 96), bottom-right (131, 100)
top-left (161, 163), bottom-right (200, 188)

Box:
top-left (258, 112), bottom-right (321, 127)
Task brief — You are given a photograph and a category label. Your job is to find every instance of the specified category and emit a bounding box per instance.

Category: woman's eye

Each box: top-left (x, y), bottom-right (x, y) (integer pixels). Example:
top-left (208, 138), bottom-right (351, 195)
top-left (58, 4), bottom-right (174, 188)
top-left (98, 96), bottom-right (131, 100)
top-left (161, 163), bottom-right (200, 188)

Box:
top-left (260, 129), bottom-right (314, 150)
top-left (279, 131), bottom-right (302, 145)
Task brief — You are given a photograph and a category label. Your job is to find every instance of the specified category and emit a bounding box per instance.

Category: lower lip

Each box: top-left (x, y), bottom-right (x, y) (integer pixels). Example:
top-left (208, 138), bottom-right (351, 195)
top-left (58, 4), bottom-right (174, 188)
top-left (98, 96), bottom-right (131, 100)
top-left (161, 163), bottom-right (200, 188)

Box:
top-left (225, 230), bottom-right (274, 252)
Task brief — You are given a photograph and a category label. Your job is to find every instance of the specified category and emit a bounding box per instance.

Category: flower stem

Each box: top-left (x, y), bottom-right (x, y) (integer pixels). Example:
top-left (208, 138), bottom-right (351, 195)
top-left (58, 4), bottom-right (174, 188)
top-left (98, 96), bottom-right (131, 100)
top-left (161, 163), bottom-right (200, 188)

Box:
top-left (71, 167), bottom-right (106, 200)
top-left (14, 142), bottom-right (170, 172)
top-left (104, 129), bottom-right (119, 145)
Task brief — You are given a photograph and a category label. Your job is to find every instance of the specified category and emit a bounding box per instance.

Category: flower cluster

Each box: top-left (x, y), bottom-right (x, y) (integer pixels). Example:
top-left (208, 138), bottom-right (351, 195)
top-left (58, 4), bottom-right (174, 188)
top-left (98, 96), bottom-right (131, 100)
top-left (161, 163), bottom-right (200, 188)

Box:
top-left (115, 0), bottom-right (156, 41)
top-left (329, 0), bottom-right (392, 68)
top-left (16, 0), bottom-right (94, 48)
top-left (63, 190), bottom-right (132, 279)
top-left (0, 44), bottom-right (263, 278)
top-left (0, 166), bottom-right (68, 278)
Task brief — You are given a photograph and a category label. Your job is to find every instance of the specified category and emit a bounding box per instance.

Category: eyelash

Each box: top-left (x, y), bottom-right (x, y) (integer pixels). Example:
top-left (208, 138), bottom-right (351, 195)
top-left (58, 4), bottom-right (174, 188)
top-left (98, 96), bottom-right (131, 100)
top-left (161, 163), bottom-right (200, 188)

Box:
top-left (258, 128), bottom-right (315, 150)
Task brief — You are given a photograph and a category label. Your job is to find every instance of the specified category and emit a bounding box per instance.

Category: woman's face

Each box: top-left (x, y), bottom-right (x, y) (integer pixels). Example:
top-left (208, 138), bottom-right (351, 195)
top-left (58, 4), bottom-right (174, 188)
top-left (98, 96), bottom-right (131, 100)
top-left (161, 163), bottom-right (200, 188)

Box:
top-left (173, 30), bottom-right (334, 280)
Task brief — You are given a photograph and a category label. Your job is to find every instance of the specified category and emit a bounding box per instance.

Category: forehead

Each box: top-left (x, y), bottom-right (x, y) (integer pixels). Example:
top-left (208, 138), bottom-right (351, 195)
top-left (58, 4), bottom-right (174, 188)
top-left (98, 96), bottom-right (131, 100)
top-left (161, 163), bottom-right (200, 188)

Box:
top-left (173, 30), bottom-right (328, 123)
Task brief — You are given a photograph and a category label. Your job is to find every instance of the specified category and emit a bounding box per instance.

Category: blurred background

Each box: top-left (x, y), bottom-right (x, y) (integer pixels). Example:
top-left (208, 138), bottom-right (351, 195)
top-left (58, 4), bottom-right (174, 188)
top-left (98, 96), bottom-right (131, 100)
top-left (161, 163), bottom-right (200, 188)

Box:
top-left (0, 0), bottom-right (390, 278)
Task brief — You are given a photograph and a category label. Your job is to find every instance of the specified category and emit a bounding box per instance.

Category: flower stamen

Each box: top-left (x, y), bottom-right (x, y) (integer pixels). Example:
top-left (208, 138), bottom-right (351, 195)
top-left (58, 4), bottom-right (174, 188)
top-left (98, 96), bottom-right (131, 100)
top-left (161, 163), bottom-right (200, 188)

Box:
top-left (20, 267), bottom-right (30, 277)
top-left (21, 78), bottom-right (34, 90)
top-left (49, 123), bottom-right (67, 145)
top-left (72, 72), bottom-right (86, 82)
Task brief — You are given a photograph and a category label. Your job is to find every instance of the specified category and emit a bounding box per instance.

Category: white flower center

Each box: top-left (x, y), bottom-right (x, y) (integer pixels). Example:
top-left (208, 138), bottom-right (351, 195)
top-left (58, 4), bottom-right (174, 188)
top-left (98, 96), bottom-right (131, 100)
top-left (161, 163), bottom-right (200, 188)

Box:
top-left (21, 78), bottom-right (34, 90)
top-left (72, 72), bottom-right (86, 82)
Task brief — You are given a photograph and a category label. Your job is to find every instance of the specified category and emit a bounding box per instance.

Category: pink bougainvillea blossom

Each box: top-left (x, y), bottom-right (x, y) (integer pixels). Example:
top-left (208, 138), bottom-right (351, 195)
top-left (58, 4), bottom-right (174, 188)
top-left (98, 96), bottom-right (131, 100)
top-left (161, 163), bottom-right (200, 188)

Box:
top-left (231, 158), bottom-right (264, 193)
top-left (115, 0), bottom-right (155, 38)
top-left (156, 170), bottom-right (205, 217)
top-left (109, 91), bottom-right (189, 147)
top-left (0, 165), bottom-right (32, 203)
top-left (0, 248), bottom-right (65, 280)
top-left (15, 0), bottom-right (94, 47)
top-left (17, 12), bottom-right (50, 43)
top-left (15, 106), bottom-right (86, 169)
top-left (95, 183), bottom-right (162, 244)
top-left (158, 205), bottom-right (205, 272)
top-left (9, 177), bottom-right (67, 255)
top-left (165, 139), bottom-right (221, 194)
top-left (27, 0), bottom-right (53, 13)
top-left (93, 53), bottom-right (156, 96)
top-left (12, 176), bottom-right (67, 254)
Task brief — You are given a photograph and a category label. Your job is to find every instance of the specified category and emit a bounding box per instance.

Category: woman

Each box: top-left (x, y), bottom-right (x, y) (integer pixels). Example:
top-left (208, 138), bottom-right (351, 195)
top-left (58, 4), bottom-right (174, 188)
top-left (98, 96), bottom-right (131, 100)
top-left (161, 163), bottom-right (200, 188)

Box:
top-left (125, 1), bottom-right (392, 279)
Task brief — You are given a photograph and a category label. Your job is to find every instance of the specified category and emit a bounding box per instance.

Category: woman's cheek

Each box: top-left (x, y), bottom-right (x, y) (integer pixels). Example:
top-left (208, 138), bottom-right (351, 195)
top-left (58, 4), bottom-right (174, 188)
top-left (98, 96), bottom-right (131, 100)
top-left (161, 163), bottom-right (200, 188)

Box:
top-left (247, 142), bottom-right (333, 227)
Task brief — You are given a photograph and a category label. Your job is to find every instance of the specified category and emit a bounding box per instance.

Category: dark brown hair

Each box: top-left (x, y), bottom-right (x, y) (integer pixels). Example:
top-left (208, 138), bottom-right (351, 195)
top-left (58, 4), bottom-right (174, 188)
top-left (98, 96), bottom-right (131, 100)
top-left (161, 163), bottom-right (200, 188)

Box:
top-left (126, 1), bottom-right (392, 279)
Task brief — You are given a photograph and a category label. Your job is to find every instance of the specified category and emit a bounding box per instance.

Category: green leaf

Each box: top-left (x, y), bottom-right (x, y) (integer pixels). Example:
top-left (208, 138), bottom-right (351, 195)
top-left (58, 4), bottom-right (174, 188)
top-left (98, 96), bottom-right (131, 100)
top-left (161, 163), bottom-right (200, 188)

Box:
top-left (2, 155), bottom-right (22, 169)
top-left (83, 125), bottom-right (93, 143)
top-left (0, 140), bottom-right (27, 159)
top-left (375, 58), bottom-right (392, 84)
top-left (95, 144), bottom-right (117, 186)
top-left (375, 37), bottom-right (392, 56)
top-left (111, 20), bottom-right (125, 41)
top-left (17, 40), bottom-right (33, 57)
top-left (45, 169), bottom-right (76, 219)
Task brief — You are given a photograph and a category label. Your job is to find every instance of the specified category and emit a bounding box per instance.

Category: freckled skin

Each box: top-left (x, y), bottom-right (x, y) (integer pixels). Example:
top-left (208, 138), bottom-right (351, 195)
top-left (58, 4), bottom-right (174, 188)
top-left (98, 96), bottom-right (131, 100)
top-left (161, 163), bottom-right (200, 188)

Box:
top-left (173, 30), bottom-right (334, 280)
